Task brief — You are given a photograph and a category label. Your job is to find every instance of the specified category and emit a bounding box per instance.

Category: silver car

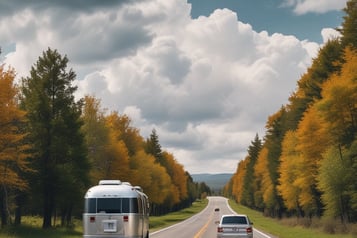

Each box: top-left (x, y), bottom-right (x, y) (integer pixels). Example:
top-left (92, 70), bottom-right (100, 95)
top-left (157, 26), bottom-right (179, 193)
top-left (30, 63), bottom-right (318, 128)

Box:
top-left (217, 214), bottom-right (253, 238)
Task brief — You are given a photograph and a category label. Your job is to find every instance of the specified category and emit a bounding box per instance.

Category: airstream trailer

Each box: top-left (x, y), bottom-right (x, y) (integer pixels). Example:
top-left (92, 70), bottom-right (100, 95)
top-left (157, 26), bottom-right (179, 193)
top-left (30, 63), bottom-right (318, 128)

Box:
top-left (83, 180), bottom-right (149, 238)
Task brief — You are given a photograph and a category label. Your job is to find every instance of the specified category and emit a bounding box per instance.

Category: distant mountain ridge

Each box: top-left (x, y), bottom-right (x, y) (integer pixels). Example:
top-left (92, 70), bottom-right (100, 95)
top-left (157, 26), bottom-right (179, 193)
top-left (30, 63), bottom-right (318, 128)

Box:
top-left (191, 173), bottom-right (233, 191)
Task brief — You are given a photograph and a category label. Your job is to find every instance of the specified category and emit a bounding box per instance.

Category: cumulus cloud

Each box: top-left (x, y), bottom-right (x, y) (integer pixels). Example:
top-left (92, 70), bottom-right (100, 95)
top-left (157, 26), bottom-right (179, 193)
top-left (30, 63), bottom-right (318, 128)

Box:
top-left (282, 0), bottom-right (347, 15)
top-left (321, 28), bottom-right (342, 43)
top-left (1, 0), bottom-right (321, 173)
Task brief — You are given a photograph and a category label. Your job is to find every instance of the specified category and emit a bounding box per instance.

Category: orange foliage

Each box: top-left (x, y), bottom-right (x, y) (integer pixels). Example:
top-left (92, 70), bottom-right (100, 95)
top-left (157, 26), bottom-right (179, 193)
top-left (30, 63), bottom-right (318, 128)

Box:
top-left (162, 152), bottom-right (188, 202)
top-left (129, 150), bottom-right (171, 204)
top-left (0, 65), bottom-right (31, 190)
top-left (277, 130), bottom-right (301, 210)
top-left (231, 159), bottom-right (247, 203)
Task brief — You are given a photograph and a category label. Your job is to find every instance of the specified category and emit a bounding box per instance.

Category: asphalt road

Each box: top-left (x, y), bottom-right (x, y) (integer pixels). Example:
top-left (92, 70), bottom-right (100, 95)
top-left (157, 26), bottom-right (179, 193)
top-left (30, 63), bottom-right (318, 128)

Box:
top-left (151, 196), bottom-right (272, 238)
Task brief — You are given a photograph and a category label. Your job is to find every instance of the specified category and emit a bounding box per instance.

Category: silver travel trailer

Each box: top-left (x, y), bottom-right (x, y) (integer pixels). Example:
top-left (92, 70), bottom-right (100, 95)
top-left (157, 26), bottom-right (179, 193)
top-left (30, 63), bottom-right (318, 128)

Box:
top-left (83, 180), bottom-right (149, 238)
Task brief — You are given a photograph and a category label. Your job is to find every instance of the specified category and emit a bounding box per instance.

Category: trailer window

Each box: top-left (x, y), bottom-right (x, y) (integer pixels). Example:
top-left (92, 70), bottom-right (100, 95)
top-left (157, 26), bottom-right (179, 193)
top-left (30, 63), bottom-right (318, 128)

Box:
top-left (84, 198), bottom-right (139, 213)
top-left (97, 198), bottom-right (121, 213)
top-left (84, 198), bottom-right (96, 213)
top-left (122, 198), bottom-right (138, 213)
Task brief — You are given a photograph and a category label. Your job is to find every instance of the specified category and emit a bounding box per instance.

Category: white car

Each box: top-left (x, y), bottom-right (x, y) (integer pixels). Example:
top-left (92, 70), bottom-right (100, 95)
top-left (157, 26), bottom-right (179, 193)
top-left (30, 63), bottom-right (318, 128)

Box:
top-left (217, 214), bottom-right (253, 238)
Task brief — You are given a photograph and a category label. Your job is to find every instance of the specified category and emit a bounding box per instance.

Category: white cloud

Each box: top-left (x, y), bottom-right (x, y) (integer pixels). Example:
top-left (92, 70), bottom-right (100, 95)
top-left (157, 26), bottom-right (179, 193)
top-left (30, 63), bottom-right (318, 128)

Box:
top-left (282, 0), bottom-right (347, 15)
top-left (1, 0), bottom-right (321, 173)
top-left (321, 28), bottom-right (342, 43)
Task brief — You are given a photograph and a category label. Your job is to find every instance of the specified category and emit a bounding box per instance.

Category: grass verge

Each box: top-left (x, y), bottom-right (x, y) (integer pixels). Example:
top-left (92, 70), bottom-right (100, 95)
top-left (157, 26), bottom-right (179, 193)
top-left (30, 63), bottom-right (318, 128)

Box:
top-left (149, 199), bottom-right (208, 231)
top-left (228, 200), bottom-right (357, 238)
top-left (0, 216), bottom-right (82, 238)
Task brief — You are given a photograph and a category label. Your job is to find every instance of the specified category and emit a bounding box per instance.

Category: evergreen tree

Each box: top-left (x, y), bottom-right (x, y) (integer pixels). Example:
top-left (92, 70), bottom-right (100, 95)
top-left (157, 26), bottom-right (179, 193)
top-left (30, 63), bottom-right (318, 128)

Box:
top-left (145, 129), bottom-right (165, 165)
top-left (21, 48), bottom-right (89, 228)
top-left (184, 172), bottom-right (200, 207)
top-left (241, 134), bottom-right (262, 208)
top-left (339, 0), bottom-right (357, 48)
top-left (297, 39), bottom-right (342, 105)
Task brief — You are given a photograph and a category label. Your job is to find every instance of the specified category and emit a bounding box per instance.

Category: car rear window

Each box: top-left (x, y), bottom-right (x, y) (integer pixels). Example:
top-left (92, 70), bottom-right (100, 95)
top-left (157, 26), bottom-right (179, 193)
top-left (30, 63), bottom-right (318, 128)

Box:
top-left (222, 216), bottom-right (247, 224)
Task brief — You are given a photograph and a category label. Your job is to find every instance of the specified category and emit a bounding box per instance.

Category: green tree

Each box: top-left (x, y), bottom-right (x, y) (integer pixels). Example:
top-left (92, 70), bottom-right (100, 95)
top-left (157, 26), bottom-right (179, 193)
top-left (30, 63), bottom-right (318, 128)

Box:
top-left (253, 147), bottom-right (269, 211)
top-left (145, 129), bottom-right (165, 165)
top-left (21, 48), bottom-right (89, 228)
top-left (185, 172), bottom-right (200, 206)
top-left (241, 134), bottom-right (262, 208)
top-left (297, 39), bottom-right (342, 104)
top-left (317, 146), bottom-right (351, 223)
top-left (339, 0), bottom-right (357, 48)
top-left (345, 140), bottom-right (357, 221)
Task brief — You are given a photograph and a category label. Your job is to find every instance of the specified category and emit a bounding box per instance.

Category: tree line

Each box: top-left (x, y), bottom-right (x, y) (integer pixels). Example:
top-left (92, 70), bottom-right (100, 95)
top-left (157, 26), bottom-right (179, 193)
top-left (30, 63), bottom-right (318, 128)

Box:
top-left (0, 48), bottom-right (211, 228)
top-left (224, 0), bottom-right (357, 224)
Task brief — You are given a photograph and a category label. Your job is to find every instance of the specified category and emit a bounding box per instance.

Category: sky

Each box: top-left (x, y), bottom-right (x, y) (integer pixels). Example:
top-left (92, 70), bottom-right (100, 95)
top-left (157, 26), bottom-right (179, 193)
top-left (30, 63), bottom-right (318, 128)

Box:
top-left (0, 0), bottom-right (347, 174)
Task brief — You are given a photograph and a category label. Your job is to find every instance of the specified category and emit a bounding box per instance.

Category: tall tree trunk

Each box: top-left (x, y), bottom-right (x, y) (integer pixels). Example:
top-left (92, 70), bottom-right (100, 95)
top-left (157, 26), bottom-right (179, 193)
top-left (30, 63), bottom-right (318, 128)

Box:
top-left (14, 192), bottom-right (25, 225)
top-left (66, 204), bottom-right (73, 227)
top-left (0, 194), bottom-right (8, 227)
top-left (42, 182), bottom-right (55, 228)
top-left (0, 186), bottom-right (11, 227)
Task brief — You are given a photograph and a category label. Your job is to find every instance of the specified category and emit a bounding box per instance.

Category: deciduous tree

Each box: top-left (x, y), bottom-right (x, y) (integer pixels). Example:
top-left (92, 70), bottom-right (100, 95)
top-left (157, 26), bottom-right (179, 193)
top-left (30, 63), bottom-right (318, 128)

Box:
top-left (317, 147), bottom-right (351, 222)
top-left (129, 150), bottom-right (171, 214)
top-left (277, 131), bottom-right (301, 213)
top-left (162, 152), bottom-right (188, 207)
top-left (317, 47), bottom-right (357, 147)
top-left (0, 65), bottom-right (31, 226)
top-left (295, 105), bottom-right (330, 216)
top-left (81, 96), bottom-right (110, 184)
top-left (231, 159), bottom-right (247, 203)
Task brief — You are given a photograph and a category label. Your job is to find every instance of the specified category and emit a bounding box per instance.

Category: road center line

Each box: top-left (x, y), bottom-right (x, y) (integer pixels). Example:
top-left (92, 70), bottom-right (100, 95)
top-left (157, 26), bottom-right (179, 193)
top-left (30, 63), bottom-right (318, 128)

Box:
top-left (193, 212), bottom-right (213, 238)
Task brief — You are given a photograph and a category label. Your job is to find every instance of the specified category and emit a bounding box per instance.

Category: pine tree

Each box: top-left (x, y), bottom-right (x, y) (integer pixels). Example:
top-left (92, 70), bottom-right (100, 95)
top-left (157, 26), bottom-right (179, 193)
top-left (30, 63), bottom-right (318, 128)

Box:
top-left (339, 0), bottom-right (357, 48)
top-left (21, 48), bottom-right (89, 228)
top-left (145, 129), bottom-right (165, 165)
top-left (241, 134), bottom-right (262, 208)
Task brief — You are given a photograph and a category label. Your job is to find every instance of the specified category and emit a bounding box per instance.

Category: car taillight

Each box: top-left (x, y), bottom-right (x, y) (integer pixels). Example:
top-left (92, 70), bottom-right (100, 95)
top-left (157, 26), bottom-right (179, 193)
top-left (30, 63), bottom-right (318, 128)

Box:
top-left (217, 227), bottom-right (223, 232)
top-left (246, 227), bottom-right (253, 233)
top-left (90, 216), bottom-right (95, 223)
top-left (123, 215), bottom-right (129, 222)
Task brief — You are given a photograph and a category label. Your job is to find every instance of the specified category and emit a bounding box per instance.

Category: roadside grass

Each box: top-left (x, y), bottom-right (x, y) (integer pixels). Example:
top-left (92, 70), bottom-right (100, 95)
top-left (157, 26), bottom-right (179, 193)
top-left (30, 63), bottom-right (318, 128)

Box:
top-left (0, 216), bottom-right (83, 238)
top-left (228, 200), bottom-right (357, 238)
top-left (149, 198), bottom-right (208, 231)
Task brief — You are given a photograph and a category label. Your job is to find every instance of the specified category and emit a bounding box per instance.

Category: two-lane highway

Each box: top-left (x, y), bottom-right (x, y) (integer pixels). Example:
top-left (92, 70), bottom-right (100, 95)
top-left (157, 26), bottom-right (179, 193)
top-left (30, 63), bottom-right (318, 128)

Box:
top-left (151, 196), bottom-right (272, 238)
